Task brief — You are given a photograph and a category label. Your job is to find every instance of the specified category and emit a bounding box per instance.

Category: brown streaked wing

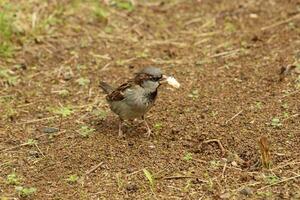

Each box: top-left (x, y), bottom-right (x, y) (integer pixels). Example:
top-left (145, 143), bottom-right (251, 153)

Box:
top-left (106, 81), bottom-right (133, 101)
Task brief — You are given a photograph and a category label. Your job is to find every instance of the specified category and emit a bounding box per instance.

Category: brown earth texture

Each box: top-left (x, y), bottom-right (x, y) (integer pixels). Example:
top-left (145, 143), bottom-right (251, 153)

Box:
top-left (1, 0), bottom-right (300, 199)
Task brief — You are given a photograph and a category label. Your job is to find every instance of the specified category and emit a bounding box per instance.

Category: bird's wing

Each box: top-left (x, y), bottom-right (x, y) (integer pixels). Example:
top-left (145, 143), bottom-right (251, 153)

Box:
top-left (99, 81), bottom-right (114, 94)
top-left (106, 81), bottom-right (134, 101)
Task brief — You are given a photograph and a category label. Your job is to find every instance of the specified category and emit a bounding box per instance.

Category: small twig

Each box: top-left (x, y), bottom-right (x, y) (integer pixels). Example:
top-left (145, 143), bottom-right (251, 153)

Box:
top-left (100, 63), bottom-right (111, 71)
top-left (281, 90), bottom-right (300, 98)
top-left (222, 162), bottom-right (227, 179)
top-left (271, 159), bottom-right (300, 170)
top-left (161, 176), bottom-right (208, 183)
top-left (184, 17), bottom-right (203, 26)
top-left (35, 130), bottom-right (66, 139)
top-left (258, 174), bottom-right (300, 190)
top-left (210, 49), bottom-right (241, 58)
top-left (261, 13), bottom-right (300, 31)
top-left (85, 162), bottom-right (104, 175)
top-left (34, 144), bottom-right (45, 157)
top-left (282, 113), bottom-right (299, 122)
top-left (17, 116), bottom-right (58, 125)
top-left (203, 139), bottom-right (226, 156)
top-left (225, 110), bottom-right (243, 124)
top-left (1, 142), bottom-right (32, 152)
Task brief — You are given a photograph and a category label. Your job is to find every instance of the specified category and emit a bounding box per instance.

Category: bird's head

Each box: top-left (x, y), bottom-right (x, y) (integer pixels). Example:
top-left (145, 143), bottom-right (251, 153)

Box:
top-left (134, 67), bottom-right (180, 91)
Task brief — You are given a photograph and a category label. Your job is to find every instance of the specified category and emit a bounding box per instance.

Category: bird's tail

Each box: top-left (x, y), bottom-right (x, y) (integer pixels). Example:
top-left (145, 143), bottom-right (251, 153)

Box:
top-left (99, 81), bottom-right (114, 94)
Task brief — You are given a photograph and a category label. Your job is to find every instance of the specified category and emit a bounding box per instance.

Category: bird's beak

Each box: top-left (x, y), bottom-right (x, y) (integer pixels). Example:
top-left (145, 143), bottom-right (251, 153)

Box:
top-left (159, 75), bottom-right (168, 84)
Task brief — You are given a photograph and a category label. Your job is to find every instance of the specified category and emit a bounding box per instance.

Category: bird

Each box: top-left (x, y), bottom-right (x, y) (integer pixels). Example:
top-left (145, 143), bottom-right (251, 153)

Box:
top-left (99, 66), bottom-right (179, 137)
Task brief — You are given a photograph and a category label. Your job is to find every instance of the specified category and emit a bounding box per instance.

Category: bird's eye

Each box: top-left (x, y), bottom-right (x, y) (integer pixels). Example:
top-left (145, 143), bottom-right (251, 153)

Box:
top-left (150, 77), bottom-right (160, 81)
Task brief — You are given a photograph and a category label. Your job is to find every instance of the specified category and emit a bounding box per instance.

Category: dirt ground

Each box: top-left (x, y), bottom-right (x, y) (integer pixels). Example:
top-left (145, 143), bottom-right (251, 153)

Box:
top-left (1, 0), bottom-right (300, 199)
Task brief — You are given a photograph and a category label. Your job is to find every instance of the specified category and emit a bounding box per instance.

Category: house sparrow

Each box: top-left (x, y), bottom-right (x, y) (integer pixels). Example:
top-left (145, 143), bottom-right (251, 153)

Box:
top-left (99, 67), bottom-right (180, 137)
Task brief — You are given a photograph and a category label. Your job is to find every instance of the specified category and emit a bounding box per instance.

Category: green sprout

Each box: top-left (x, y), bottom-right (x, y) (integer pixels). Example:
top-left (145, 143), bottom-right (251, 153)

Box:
top-left (271, 118), bottom-right (282, 127)
top-left (15, 186), bottom-right (36, 198)
top-left (51, 106), bottom-right (74, 117)
top-left (0, 68), bottom-right (19, 86)
top-left (265, 174), bottom-right (279, 185)
top-left (93, 6), bottom-right (109, 22)
top-left (188, 89), bottom-right (199, 99)
top-left (114, 0), bottom-right (134, 11)
top-left (183, 153), bottom-right (193, 161)
top-left (0, 6), bottom-right (14, 57)
top-left (154, 122), bottom-right (163, 130)
top-left (66, 174), bottom-right (79, 184)
top-left (6, 173), bottom-right (20, 185)
top-left (143, 169), bottom-right (155, 188)
top-left (76, 77), bottom-right (90, 86)
top-left (91, 109), bottom-right (107, 120)
top-left (78, 125), bottom-right (95, 138)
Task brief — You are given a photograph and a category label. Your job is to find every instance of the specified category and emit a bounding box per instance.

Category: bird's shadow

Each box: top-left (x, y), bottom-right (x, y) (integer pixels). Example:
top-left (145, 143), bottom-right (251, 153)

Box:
top-left (94, 116), bottom-right (147, 139)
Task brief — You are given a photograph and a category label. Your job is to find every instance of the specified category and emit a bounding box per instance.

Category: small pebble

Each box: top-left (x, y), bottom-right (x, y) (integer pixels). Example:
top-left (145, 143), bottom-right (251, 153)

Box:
top-left (239, 187), bottom-right (253, 196)
top-left (43, 127), bottom-right (59, 134)
top-left (126, 183), bottom-right (138, 192)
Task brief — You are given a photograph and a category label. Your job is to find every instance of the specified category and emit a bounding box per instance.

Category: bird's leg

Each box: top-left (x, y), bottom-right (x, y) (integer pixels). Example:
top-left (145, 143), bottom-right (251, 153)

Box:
top-left (142, 116), bottom-right (152, 137)
top-left (118, 118), bottom-right (124, 138)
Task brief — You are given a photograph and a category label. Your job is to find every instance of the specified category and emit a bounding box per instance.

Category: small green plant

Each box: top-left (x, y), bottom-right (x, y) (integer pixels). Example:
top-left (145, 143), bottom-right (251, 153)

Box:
top-left (211, 111), bottom-right (218, 117)
top-left (26, 139), bottom-right (38, 146)
top-left (66, 174), bottom-right (79, 184)
top-left (188, 89), bottom-right (199, 99)
top-left (15, 186), bottom-right (36, 198)
top-left (283, 112), bottom-right (289, 118)
top-left (224, 22), bottom-right (236, 33)
top-left (6, 173), bottom-right (20, 185)
top-left (143, 169), bottom-right (155, 189)
top-left (0, 6), bottom-right (14, 57)
top-left (115, 173), bottom-right (123, 189)
top-left (135, 50), bottom-right (149, 58)
top-left (183, 180), bottom-right (192, 192)
top-left (93, 6), bottom-right (109, 22)
top-left (78, 125), bottom-right (95, 137)
top-left (265, 174), bottom-right (279, 185)
top-left (255, 101), bottom-right (263, 109)
top-left (0, 68), bottom-right (19, 86)
top-left (154, 122), bottom-right (163, 130)
top-left (51, 106), bottom-right (74, 117)
top-left (113, 0), bottom-right (134, 11)
top-left (57, 89), bottom-right (69, 97)
top-left (203, 172), bottom-right (214, 191)
top-left (0, 99), bottom-right (17, 120)
top-left (104, 26), bottom-right (113, 34)
top-left (210, 160), bottom-right (221, 169)
top-left (282, 102), bottom-right (289, 109)
top-left (91, 109), bottom-right (107, 120)
top-left (183, 153), bottom-right (193, 161)
top-left (271, 118), bottom-right (282, 127)
top-left (76, 77), bottom-right (90, 86)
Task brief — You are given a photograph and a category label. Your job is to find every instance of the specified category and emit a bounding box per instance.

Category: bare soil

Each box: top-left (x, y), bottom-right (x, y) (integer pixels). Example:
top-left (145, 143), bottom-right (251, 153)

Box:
top-left (1, 0), bottom-right (300, 199)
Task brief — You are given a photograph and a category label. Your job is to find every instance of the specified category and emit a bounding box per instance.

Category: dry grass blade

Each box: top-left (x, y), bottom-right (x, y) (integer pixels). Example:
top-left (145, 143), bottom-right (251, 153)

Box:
top-left (261, 13), bottom-right (300, 31)
top-left (203, 139), bottom-right (226, 156)
top-left (85, 162), bottom-right (104, 175)
top-left (258, 136), bottom-right (272, 169)
top-left (258, 174), bottom-right (300, 190)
